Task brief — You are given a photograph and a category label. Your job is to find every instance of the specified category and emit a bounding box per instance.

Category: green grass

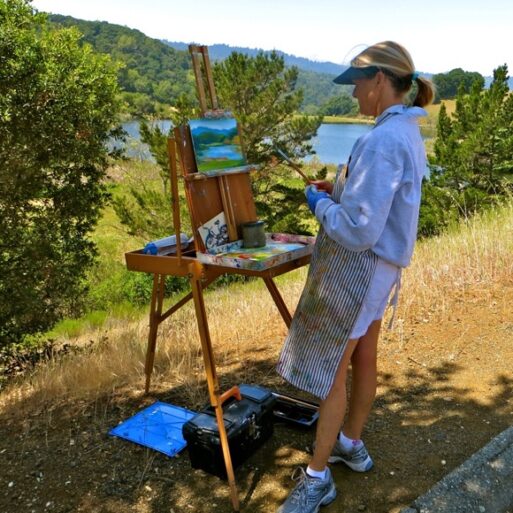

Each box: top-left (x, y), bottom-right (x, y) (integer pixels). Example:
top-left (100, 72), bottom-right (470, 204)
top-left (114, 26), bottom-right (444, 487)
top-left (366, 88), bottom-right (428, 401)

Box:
top-left (47, 310), bottom-right (109, 339)
top-left (322, 115), bottom-right (373, 124)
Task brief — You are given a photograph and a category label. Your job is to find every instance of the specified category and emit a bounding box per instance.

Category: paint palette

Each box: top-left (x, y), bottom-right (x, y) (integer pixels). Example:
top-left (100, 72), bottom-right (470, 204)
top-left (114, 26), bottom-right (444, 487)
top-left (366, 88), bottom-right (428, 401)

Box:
top-left (197, 233), bottom-right (315, 271)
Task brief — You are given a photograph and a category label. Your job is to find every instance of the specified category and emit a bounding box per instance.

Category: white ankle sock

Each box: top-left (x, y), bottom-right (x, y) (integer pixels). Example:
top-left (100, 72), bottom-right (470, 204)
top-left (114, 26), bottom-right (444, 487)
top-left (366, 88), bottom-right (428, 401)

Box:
top-left (338, 431), bottom-right (360, 451)
top-left (306, 466), bottom-right (327, 480)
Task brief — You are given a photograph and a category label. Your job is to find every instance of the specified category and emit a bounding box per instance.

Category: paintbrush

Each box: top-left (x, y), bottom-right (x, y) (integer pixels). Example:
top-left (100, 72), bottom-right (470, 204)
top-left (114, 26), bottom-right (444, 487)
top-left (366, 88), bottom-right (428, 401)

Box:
top-left (272, 147), bottom-right (312, 185)
top-left (261, 137), bottom-right (312, 184)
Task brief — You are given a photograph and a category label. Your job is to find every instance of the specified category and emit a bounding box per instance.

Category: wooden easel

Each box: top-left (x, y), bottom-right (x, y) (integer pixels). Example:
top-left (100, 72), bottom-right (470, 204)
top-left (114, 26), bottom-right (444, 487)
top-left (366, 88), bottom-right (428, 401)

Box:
top-left (180, 45), bottom-right (258, 248)
top-left (125, 45), bottom-right (313, 511)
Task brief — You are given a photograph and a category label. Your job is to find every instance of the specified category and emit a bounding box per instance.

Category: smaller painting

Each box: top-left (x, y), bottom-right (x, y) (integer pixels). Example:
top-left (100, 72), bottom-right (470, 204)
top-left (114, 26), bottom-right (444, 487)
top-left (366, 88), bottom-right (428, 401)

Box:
top-left (189, 118), bottom-right (247, 174)
top-left (198, 211), bottom-right (229, 250)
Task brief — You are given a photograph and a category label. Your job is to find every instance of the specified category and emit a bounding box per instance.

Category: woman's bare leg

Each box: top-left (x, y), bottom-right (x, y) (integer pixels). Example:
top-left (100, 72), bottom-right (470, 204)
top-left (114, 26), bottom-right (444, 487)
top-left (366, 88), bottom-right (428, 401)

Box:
top-left (309, 338), bottom-right (359, 471)
top-left (343, 319), bottom-right (381, 440)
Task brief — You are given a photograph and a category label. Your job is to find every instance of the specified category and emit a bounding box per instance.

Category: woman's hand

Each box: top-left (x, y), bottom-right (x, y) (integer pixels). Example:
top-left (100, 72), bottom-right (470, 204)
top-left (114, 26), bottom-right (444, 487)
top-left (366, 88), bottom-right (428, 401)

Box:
top-left (310, 180), bottom-right (334, 194)
top-left (305, 185), bottom-right (330, 214)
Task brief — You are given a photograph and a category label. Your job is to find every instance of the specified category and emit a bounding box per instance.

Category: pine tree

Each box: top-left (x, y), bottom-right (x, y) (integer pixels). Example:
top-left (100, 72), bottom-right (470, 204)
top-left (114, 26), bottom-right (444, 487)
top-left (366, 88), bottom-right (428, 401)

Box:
top-left (422, 64), bottom-right (513, 235)
top-left (0, 0), bottom-right (120, 344)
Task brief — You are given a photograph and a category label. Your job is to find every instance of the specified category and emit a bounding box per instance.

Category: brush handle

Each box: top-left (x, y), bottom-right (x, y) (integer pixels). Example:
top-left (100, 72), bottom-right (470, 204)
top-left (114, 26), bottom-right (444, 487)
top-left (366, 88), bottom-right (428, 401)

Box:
top-left (275, 148), bottom-right (311, 184)
top-left (288, 162), bottom-right (312, 184)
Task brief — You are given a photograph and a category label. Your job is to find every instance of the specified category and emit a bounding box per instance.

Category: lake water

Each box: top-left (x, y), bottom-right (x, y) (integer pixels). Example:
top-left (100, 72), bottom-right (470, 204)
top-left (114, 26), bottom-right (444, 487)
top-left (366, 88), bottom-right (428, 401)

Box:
top-left (121, 120), bottom-right (372, 165)
top-left (306, 123), bottom-right (371, 164)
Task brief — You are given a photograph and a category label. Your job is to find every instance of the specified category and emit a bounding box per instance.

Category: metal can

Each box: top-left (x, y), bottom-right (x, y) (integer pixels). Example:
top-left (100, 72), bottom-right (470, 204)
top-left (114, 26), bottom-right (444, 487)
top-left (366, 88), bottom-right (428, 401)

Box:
top-left (241, 220), bottom-right (266, 248)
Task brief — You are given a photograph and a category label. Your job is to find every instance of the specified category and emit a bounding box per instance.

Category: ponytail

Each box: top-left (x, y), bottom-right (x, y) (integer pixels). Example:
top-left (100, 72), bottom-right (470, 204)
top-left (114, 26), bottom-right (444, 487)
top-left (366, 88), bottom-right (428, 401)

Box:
top-left (413, 76), bottom-right (436, 107)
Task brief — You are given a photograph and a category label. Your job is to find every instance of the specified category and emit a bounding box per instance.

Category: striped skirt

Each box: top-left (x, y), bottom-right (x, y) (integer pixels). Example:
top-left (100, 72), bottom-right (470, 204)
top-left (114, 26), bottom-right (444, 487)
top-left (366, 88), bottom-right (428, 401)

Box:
top-left (277, 227), bottom-right (378, 400)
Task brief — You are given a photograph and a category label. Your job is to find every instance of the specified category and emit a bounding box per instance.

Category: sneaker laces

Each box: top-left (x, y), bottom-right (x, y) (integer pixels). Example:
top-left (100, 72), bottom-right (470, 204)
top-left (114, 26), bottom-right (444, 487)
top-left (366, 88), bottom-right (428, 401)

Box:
top-left (349, 442), bottom-right (368, 462)
top-left (288, 467), bottom-right (323, 507)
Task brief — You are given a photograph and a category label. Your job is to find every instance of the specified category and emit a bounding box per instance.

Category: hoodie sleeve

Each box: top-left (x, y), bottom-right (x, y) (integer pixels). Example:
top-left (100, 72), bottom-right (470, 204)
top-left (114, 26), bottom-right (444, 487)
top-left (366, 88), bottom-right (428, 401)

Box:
top-left (314, 147), bottom-right (405, 251)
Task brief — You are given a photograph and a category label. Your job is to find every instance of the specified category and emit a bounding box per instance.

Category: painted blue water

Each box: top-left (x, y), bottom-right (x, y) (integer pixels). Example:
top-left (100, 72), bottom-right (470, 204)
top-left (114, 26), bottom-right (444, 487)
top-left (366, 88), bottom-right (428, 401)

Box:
top-left (119, 120), bottom-right (372, 164)
top-left (198, 144), bottom-right (243, 161)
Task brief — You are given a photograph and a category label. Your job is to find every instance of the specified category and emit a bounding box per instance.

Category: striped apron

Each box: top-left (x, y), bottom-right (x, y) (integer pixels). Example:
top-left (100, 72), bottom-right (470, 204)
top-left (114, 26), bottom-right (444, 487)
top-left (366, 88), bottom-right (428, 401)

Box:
top-left (277, 167), bottom-right (378, 400)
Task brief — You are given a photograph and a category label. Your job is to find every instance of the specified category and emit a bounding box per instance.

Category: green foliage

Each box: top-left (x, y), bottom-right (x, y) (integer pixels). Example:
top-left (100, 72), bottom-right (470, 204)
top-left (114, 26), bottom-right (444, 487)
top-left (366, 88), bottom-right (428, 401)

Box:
top-left (115, 51), bottom-right (322, 239)
top-left (432, 68), bottom-right (485, 102)
top-left (419, 65), bottom-right (513, 237)
top-left (213, 51), bottom-right (322, 233)
top-left (255, 165), bottom-right (328, 235)
top-left (0, 0), bottom-right (120, 345)
top-left (319, 95), bottom-right (358, 117)
top-left (295, 69), bottom-right (353, 113)
top-left (47, 14), bottom-right (195, 117)
top-left (213, 51), bottom-right (322, 163)
top-left (112, 121), bottom-right (191, 240)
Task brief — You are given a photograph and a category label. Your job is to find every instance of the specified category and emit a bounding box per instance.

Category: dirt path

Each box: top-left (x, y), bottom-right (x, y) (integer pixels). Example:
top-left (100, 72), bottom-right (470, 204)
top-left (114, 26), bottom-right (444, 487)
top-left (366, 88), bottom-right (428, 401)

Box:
top-left (1, 282), bottom-right (512, 513)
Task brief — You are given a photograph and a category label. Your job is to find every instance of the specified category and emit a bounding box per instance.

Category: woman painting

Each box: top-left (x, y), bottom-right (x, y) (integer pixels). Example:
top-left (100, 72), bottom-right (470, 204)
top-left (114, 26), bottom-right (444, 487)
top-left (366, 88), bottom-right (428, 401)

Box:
top-left (277, 41), bottom-right (436, 513)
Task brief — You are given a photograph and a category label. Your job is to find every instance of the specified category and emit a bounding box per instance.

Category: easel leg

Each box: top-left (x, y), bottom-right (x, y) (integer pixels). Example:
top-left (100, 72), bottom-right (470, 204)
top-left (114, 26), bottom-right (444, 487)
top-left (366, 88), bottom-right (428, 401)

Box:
top-left (263, 276), bottom-right (292, 328)
top-left (189, 271), bottom-right (240, 512)
top-left (145, 273), bottom-right (165, 393)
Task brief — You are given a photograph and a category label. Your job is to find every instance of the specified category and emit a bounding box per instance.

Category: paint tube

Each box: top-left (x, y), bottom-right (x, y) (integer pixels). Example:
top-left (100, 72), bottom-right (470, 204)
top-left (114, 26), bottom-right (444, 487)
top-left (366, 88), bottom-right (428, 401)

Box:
top-left (143, 234), bottom-right (190, 255)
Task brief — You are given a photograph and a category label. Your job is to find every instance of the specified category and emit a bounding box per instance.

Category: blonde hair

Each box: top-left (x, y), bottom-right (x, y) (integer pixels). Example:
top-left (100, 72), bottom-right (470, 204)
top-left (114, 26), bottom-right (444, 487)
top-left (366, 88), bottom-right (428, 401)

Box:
top-left (352, 41), bottom-right (435, 107)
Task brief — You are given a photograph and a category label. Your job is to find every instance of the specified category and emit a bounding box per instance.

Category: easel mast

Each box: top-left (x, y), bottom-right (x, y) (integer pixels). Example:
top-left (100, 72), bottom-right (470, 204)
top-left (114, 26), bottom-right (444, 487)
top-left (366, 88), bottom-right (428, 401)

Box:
top-left (126, 45), bottom-right (313, 512)
top-left (189, 45), bottom-right (219, 114)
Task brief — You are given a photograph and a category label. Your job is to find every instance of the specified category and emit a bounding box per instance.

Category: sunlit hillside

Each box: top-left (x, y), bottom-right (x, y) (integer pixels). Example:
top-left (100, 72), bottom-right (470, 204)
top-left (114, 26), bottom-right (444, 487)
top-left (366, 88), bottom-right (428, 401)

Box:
top-left (2, 196), bottom-right (512, 411)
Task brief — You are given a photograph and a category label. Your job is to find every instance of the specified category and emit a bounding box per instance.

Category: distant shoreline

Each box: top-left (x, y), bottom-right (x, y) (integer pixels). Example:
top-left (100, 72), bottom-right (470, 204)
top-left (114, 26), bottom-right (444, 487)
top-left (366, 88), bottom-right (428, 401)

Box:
top-left (321, 115), bottom-right (374, 125)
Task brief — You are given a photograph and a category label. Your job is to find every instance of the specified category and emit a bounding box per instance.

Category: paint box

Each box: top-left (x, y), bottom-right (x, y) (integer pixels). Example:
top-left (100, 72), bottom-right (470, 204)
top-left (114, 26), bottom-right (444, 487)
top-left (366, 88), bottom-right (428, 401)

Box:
top-left (271, 393), bottom-right (319, 427)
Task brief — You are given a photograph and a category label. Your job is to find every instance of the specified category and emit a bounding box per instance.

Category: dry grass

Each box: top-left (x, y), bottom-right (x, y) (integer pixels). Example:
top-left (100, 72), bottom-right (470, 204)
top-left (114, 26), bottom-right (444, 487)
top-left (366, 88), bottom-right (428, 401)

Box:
top-left (2, 198), bottom-right (513, 413)
top-left (0, 274), bottom-right (305, 412)
top-left (419, 100), bottom-right (456, 151)
top-left (395, 200), bottom-right (513, 343)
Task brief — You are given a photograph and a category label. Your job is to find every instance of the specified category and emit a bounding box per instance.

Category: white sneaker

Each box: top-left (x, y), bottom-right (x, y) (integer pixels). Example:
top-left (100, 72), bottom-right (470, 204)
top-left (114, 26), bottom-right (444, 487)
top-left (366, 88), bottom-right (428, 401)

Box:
top-left (277, 467), bottom-right (337, 513)
top-left (328, 439), bottom-right (373, 472)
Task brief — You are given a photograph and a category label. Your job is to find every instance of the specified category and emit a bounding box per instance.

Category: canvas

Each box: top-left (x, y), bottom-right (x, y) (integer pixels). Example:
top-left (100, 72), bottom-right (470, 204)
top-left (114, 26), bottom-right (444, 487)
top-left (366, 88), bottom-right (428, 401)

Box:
top-left (189, 118), bottom-right (251, 175)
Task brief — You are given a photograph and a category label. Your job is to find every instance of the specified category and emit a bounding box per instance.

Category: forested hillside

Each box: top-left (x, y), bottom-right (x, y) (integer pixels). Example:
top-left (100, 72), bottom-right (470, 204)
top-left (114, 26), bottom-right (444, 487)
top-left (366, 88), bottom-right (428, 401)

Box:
top-left (164, 40), bottom-right (346, 75)
top-left (46, 14), bottom-right (352, 116)
top-left (48, 14), bottom-right (196, 115)
top-left (163, 41), bottom-right (354, 111)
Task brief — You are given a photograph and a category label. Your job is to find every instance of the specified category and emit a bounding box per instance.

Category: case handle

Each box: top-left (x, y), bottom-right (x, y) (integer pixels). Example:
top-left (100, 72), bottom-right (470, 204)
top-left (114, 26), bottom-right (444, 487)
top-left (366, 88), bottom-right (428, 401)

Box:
top-left (219, 385), bottom-right (242, 405)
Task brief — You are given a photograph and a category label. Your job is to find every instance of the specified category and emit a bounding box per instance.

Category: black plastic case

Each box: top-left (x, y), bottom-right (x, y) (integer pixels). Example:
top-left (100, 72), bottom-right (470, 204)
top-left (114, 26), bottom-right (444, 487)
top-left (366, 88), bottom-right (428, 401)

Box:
top-left (182, 384), bottom-right (276, 478)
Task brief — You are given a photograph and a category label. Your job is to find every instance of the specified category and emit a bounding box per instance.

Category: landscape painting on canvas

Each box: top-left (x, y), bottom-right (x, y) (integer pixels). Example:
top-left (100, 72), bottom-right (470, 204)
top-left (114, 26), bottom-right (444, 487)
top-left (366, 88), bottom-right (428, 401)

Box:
top-left (189, 118), bottom-right (247, 173)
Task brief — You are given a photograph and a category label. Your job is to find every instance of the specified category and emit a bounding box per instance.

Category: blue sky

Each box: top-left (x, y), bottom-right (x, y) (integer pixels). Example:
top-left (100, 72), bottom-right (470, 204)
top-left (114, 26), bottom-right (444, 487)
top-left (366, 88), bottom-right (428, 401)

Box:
top-left (32, 0), bottom-right (513, 75)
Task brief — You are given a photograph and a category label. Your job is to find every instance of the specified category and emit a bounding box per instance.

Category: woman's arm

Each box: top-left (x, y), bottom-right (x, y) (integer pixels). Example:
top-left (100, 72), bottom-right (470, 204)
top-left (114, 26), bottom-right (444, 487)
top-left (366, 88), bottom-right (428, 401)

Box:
top-left (314, 149), bottom-right (404, 251)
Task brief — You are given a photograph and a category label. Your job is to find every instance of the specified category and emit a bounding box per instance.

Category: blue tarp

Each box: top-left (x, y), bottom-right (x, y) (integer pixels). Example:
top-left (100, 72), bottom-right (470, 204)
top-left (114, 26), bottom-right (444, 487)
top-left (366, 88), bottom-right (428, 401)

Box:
top-left (109, 401), bottom-right (196, 457)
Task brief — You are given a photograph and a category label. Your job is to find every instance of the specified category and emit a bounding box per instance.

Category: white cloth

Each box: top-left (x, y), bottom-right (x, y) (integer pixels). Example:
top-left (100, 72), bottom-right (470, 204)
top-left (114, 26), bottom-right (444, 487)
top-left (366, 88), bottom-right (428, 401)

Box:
top-left (349, 257), bottom-right (400, 339)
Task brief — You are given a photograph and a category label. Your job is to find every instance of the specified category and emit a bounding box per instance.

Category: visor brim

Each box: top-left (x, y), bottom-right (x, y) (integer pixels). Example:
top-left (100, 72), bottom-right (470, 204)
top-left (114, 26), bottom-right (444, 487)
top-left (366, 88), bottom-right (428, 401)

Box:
top-left (333, 66), bottom-right (380, 84)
